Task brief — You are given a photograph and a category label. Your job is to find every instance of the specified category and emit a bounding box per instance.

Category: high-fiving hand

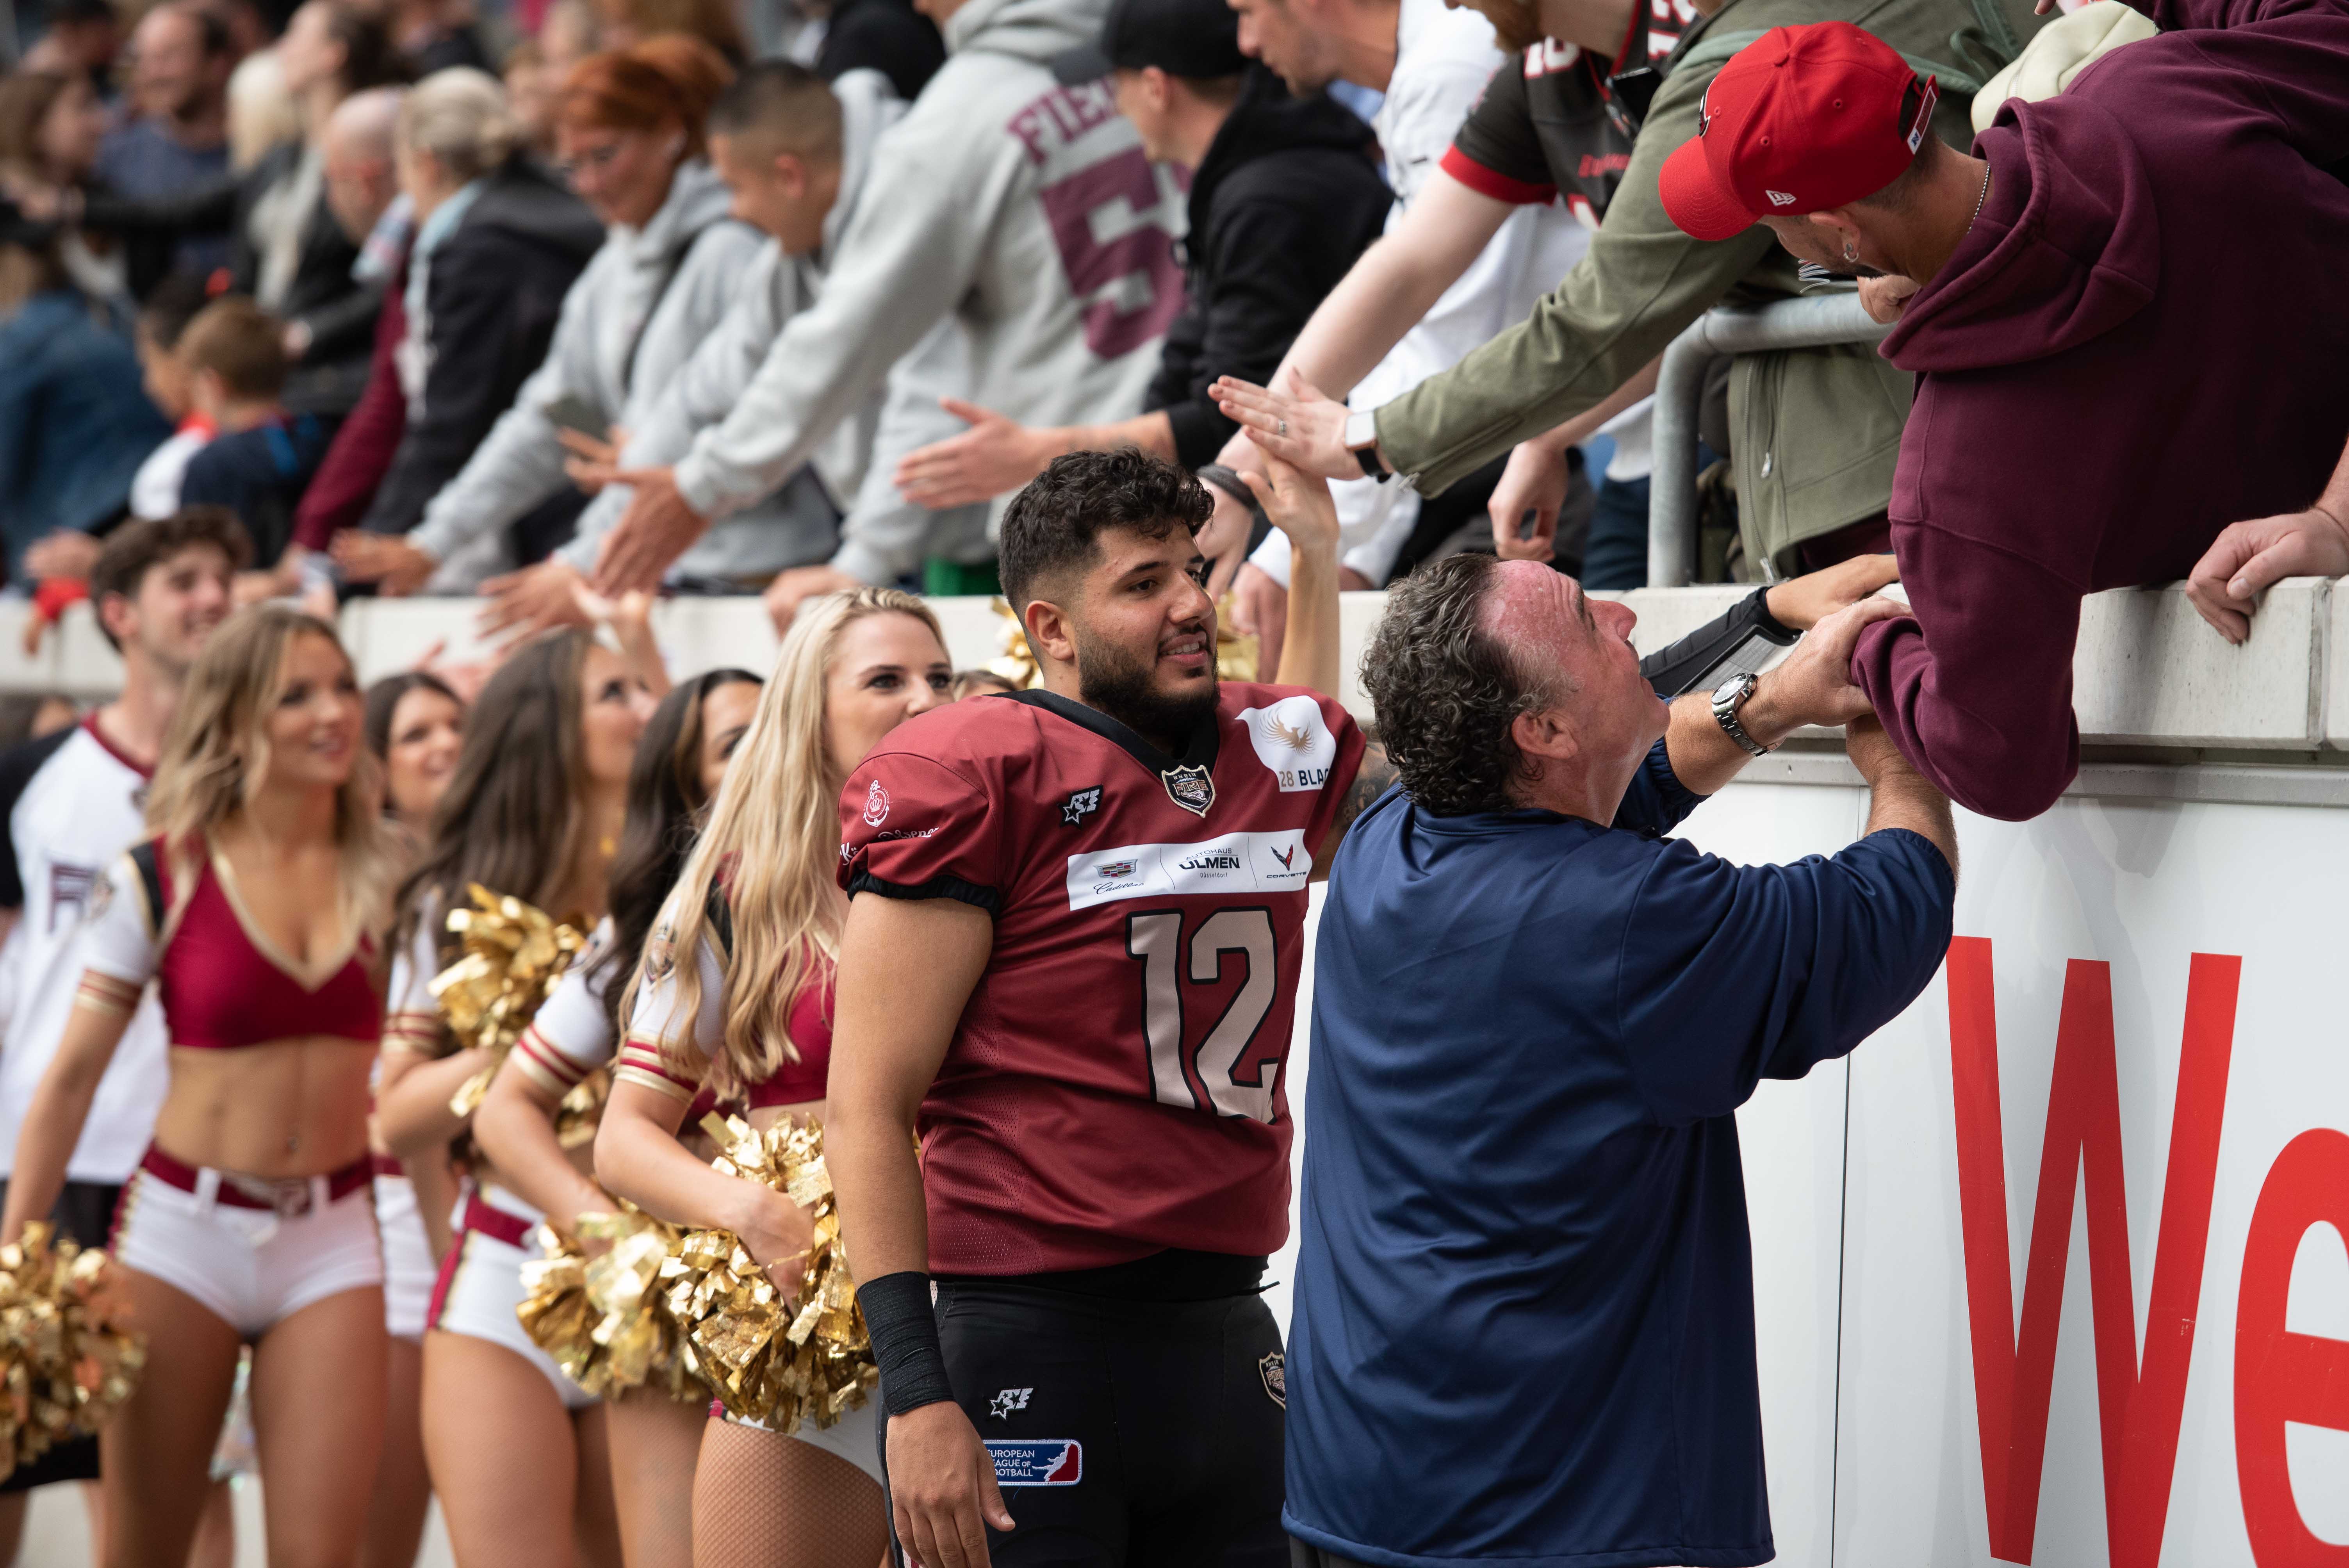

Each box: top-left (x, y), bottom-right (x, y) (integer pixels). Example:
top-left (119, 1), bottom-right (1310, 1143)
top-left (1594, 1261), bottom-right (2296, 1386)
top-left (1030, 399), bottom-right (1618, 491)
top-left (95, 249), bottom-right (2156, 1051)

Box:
top-left (1210, 367), bottom-right (1362, 482)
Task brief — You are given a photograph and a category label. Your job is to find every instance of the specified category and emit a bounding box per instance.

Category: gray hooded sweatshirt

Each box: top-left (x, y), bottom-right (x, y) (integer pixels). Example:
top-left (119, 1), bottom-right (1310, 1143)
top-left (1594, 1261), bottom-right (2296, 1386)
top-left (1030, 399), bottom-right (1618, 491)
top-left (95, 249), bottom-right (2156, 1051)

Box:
top-left (408, 158), bottom-right (765, 589)
top-left (668, 0), bottom-right (1184, 538)
top-left (556, 68), bottom-right (907, 584)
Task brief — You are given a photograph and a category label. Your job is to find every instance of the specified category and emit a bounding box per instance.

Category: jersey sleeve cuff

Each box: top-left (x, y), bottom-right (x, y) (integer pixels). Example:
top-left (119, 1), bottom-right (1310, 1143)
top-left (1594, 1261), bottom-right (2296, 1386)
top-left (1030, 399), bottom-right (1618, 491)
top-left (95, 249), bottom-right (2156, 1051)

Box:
top-left (1440, 145), bottom-right (1558, 205)
top-left (512, 1026), bottom-right (591, 1094)
top-left (845, 870), bottom-right (1000, 915)
top-left (616, 1040), bottom-right (702, 1103)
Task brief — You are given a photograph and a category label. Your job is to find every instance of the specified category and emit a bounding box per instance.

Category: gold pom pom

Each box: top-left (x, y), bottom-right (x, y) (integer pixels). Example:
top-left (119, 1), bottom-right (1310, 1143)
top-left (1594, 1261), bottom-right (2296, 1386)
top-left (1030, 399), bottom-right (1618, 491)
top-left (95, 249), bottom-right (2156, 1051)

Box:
top-left (658, 1115), bottom-right (876, 1433)
top-left (517, 1205), bottom-right (704, 1402)
top-left (0, 1224), bottom-right (147, 1481)
top-left (431, 886), bottom-right (599, 1137)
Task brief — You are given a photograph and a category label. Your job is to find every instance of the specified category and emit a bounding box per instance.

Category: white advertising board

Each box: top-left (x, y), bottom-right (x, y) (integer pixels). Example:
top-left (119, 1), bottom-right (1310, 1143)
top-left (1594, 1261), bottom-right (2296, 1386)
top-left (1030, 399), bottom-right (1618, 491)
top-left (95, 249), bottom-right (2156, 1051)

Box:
top-left (1667, 781), bottom-right (2349, 1568)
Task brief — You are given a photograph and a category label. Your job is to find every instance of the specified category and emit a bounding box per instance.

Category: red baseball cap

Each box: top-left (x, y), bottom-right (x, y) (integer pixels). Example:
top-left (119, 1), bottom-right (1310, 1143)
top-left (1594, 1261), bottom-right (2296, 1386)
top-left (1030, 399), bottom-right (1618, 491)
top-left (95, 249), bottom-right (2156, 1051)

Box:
top-left (1659, 21), bottom-right (1937, 242)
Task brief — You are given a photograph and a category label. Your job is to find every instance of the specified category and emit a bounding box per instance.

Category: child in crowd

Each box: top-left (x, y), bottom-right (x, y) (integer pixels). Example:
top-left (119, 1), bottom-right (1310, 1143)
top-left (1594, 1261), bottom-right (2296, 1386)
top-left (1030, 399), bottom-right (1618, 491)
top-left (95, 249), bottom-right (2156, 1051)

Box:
top-left (175, 296), bottom-right (334, 583)
top-left (128, 274), bottom-right (216, 522)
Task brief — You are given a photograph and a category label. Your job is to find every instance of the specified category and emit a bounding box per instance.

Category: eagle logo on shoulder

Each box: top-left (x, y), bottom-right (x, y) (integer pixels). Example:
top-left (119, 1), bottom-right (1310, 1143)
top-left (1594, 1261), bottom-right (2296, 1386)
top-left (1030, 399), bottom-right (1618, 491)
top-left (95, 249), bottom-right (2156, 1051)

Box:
top-left (1265, 715), bottom-right (1314, 751)
top-left (1240, 697), bottom-right (1337, 793)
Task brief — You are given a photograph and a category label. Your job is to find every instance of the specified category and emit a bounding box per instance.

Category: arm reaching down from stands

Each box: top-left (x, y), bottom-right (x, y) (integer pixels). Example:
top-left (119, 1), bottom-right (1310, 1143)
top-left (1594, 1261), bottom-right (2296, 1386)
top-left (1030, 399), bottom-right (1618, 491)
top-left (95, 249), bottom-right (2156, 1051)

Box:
top-left (1849, 523), bottom-right (2086, 822)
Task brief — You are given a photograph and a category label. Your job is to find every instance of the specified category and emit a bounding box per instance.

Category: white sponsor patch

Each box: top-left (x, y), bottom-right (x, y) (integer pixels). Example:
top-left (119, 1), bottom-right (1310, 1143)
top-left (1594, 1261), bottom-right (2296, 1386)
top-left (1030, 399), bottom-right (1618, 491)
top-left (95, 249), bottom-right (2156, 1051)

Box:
top-left (1066, 830), bottom-right (1311, 911)
top-left (1237, 697), bottom-right (1337, 793)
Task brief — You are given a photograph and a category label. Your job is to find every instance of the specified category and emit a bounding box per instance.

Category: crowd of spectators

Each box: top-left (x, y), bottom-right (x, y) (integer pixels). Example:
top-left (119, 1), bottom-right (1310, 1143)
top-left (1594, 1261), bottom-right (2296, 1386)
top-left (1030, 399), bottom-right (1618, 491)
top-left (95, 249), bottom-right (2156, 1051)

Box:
top-left (0, 0), bottom-right (1661, 658)
top-left (4, 0), bottom-right (2344, 825)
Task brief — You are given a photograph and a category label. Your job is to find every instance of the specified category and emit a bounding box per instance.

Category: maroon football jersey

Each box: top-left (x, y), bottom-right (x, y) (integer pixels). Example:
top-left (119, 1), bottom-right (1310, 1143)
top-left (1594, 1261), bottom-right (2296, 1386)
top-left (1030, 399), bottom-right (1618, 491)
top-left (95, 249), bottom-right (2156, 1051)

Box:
top-left (838, 682), bottom-right (1365, 1274)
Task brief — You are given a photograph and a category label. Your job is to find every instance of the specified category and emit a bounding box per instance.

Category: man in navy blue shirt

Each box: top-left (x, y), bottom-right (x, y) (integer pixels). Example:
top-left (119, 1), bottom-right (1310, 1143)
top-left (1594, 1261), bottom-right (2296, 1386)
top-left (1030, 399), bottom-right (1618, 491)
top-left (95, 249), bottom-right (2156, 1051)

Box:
top-left (1286, 554), bottom-right (1957, 1568)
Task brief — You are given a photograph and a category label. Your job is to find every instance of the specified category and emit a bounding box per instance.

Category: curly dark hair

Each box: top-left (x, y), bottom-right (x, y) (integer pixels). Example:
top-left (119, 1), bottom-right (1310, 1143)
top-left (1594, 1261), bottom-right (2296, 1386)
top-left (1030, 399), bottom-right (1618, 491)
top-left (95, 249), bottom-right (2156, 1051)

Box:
top-left (1360, 553), bottom-right (1550, 816)
top-left (998, 448), bottom-right (1211, 611)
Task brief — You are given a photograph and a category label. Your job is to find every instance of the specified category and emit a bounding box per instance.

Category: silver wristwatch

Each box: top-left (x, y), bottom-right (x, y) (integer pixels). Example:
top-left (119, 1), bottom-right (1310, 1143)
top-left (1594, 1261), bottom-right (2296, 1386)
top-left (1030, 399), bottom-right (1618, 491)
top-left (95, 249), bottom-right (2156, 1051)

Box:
top-left (1710, 672), bottom-right (1772, 758)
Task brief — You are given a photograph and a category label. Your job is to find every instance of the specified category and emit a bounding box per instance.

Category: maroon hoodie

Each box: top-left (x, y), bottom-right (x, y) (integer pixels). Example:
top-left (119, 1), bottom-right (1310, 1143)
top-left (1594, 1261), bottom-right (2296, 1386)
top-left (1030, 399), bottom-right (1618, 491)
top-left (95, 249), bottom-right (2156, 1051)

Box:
top-left (1850, 0), bottom-right (2349, 820)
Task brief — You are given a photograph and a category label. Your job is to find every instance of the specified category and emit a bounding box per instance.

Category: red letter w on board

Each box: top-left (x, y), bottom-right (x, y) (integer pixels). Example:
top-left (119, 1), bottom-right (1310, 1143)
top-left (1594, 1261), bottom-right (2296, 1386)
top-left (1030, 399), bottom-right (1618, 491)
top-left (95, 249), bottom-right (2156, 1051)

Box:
top-left (1946, 939), bottom-right (2241, 1567)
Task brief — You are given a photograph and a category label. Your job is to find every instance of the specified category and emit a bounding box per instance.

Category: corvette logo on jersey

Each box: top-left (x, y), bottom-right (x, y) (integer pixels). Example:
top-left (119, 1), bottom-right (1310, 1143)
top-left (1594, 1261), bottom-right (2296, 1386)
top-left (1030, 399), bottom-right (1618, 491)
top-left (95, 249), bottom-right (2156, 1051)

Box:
top-left (1060, 786), bottom-right (1102, 826)
top-left (1161, 764), bottom-right (1214, 817)
top-left (988, 1387), bottom-right (1032, 1420)
top-left (1239, 697), bottom-right (1337, 793)
top-left (861, 780), bottom-right (890, 827)
top-left (986, 1440), bottom-right (1082, 1486)
top-left (1258, 1352), bottom-right (1285, 1408)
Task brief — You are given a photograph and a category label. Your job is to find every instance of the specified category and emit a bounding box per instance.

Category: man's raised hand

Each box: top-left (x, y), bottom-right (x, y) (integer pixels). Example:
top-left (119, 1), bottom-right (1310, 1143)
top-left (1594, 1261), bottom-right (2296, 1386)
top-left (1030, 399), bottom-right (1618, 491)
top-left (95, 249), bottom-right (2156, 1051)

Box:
top-left (1238, 449), bottom-right (1342, 558)
top-left (1211, 366), bottom-right (1360, 481)
top-left (2184, 506), bottom-right (2349, 645)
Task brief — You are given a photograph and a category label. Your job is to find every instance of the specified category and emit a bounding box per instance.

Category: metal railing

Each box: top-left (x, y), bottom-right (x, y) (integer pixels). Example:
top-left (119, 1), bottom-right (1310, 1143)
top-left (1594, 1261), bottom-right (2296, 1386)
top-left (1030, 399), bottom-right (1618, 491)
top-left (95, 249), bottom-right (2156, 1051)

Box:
top-left (1647, 293), bottom-right (1895, 588)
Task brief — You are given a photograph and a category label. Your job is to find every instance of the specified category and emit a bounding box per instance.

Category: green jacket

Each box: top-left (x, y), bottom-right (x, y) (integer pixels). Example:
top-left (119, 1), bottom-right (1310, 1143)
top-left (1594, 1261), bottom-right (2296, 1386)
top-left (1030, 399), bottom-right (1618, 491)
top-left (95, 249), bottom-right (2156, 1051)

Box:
top-left (1372, 0), bottom-right (2046, 575)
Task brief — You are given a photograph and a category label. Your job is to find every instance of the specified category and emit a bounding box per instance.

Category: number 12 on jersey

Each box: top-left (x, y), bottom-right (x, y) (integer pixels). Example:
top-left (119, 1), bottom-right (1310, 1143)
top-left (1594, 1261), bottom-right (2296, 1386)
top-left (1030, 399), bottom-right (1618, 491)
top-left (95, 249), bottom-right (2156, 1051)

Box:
top-left (1125, 909), bottom-right (1280, 1123)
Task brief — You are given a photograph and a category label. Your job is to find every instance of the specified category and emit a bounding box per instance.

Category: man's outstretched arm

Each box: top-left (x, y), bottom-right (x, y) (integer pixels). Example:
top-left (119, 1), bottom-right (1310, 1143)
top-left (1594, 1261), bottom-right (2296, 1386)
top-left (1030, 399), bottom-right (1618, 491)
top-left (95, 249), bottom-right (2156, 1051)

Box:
top-left (1850, 524), bottom-right (2086, 821)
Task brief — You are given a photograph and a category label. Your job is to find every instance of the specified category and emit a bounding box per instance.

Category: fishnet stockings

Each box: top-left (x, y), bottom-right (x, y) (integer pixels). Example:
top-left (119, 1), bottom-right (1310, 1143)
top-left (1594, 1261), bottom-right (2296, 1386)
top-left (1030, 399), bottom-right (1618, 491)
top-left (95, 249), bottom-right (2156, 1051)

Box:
top-left (693, 1417), bottom-right (889, 1568)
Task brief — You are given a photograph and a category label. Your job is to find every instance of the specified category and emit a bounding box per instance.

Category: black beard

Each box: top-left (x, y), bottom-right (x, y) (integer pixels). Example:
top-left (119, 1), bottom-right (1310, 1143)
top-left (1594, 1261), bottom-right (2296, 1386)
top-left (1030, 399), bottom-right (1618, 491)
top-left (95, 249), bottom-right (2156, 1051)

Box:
top-left (1075, 629), bottom-right (1218, 754)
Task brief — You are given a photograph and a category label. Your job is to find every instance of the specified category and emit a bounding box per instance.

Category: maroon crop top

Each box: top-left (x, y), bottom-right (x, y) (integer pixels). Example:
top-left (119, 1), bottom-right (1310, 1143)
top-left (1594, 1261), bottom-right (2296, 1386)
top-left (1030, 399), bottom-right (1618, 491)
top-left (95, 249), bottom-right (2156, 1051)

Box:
top-left (78, 839), bottom-right (382, 1050)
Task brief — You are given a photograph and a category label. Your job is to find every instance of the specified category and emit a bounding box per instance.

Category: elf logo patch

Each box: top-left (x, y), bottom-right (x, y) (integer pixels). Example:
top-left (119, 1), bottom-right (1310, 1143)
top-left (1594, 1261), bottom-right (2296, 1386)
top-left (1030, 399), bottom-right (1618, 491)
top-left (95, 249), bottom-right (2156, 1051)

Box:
top-left (1765, 188), bottom-right (1798, 207)
top-left (1061, 786), bottom-right (1102, 827)
top-left (986, 1440), bottom-right (1082, 1486)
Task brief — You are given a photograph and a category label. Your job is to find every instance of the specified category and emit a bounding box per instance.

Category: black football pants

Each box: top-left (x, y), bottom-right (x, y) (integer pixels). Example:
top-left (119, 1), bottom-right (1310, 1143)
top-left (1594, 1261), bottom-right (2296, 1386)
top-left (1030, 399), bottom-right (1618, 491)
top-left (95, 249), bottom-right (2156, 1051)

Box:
top-left (881, 1280), bottom-right (1289, 1567)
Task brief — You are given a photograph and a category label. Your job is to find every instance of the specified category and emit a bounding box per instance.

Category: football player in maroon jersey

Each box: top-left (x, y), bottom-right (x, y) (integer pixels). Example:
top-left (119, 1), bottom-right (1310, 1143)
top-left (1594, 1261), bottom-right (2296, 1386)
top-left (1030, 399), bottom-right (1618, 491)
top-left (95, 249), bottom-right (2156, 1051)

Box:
top-left (825, 447), bottom-right (1389, 1568)
top-left (824, 448), bottom-right (1905, 1568)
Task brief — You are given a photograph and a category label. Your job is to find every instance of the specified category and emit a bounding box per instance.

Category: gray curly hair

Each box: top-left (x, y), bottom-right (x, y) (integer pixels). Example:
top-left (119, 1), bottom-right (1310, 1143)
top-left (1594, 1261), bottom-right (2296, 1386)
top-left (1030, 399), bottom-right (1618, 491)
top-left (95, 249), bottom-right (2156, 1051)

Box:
top-left (1360, 554), bottom-right (1555, 816)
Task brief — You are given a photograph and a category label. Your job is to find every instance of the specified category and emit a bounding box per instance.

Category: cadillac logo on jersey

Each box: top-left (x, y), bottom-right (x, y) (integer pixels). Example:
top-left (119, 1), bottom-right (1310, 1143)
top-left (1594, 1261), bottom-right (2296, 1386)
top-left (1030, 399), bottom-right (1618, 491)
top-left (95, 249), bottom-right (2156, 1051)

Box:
top-left (1161, 764), bottom-right (1214, 816)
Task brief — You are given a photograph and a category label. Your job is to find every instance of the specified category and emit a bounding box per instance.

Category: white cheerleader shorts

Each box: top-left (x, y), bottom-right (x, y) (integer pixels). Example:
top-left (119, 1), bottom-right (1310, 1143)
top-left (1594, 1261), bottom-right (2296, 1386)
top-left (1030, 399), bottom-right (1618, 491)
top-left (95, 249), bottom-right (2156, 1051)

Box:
top-left (111, 1146), bottom-right (383, 1340)
top-left (426, 1185), bottom-right (596, 1409)
top-left (716, 1396), bottom-right (884, 1488)
top-left (371, 1164), bottom-right (438, 1342)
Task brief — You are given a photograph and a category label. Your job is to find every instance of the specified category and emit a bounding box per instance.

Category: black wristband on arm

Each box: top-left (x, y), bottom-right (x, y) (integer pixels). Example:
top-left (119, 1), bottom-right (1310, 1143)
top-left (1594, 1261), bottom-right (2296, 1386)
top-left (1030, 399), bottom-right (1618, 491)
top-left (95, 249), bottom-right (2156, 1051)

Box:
top-left (859, 1270), bottom-right (957, 1417)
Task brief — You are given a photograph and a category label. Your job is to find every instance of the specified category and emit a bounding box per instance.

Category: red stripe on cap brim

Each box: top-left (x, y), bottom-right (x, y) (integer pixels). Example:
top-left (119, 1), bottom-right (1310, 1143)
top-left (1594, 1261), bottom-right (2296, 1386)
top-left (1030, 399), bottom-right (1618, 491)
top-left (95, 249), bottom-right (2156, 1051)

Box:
top-left (1659, 134), bottom-right (1762, 243)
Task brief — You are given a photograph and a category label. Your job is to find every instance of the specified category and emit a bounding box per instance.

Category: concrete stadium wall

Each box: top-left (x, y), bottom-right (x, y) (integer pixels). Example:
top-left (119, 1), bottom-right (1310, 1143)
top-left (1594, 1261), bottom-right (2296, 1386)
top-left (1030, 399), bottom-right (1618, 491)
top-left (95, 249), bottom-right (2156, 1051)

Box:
top-left (7, 580), bottom-right (2347, 1566)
